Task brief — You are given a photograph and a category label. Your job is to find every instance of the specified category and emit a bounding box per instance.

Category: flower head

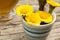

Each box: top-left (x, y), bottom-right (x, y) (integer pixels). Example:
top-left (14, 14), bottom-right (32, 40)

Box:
top-left (25, 13), bottom-right (41, 25)
top-left (16, 4), bottom-right (34, 16)
top-left (36, 11), bottom-right (53, 23)
top-left (47, 0), bottom-right (60, 6)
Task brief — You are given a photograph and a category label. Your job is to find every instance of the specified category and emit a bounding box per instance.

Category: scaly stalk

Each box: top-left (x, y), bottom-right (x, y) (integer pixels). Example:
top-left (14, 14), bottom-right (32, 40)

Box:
top-left (38, 0), bottom-right (46, 11)
top-left (49, 5), bottom-right (55, 14)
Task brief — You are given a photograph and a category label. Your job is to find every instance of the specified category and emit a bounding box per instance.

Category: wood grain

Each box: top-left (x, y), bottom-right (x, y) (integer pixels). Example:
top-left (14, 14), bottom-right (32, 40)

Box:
top-left (0, 0), bottom-right (60, 40)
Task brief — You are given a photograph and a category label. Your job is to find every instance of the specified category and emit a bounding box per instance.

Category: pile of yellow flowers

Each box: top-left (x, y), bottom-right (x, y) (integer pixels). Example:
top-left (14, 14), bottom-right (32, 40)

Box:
top-left (16, 4), bottom-right (53, 25)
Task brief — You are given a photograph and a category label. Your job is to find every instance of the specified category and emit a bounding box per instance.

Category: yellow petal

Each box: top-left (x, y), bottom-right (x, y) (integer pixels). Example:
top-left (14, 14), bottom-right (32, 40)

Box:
top-left (42, 15), bottom-right (53, 23)
top-left (25, 13), bottom-right (41, 25)
top-left (47, 0), bottom-right (60, 6)
top-left (36, 11), bottom-right (53, 23)
top-left (16, 4), bottom-right (34, 16)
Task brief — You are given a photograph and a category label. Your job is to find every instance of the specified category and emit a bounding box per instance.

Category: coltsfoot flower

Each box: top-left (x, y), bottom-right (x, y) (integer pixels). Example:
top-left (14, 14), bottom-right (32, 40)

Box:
top-left (16, 4), bottom-right (34, 16)
top-left (25, 13), bottom-right (41, 25)
top-left (47, 0), bottom-right (60, 6)
top-left (36, 11), bottom-right (53, 23)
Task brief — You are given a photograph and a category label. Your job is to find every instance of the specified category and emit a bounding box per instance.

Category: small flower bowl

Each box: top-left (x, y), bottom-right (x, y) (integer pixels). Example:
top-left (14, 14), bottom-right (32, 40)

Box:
top-left (15, 5), bottom-right (56, 38)
top-left (22, 11), bottom-right (56, 33)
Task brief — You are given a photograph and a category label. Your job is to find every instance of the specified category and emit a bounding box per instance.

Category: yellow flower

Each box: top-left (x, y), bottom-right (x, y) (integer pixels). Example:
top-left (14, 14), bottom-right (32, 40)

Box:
top-left (47, 0), bottom-right (60, 6)
top-left (16, 4), bottom-right (34, 16)
top-left (36, 11), bottom-right (53, 23)
top-left (25, 13), bottom-right (41, 25)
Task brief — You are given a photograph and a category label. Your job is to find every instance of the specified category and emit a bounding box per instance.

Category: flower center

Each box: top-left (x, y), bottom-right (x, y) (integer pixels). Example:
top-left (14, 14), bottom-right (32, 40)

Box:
top-left (20, 9), bottom-right (27, 14)
top-left (40, 13), bottom-right (50, 19)
top-left (37, 11), bottom-right (51, 19)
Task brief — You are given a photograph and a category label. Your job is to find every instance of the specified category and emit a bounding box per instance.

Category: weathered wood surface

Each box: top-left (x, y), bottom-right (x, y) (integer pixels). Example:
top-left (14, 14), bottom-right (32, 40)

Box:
top-left (0, 0), bottom-right (60, 40)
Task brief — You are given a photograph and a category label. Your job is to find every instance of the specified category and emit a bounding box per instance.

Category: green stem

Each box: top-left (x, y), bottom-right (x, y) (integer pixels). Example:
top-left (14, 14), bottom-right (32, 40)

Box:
top-left (49, 5), bottom-right (55, 14)
top-left (38, 0), bottom-right (46, 11)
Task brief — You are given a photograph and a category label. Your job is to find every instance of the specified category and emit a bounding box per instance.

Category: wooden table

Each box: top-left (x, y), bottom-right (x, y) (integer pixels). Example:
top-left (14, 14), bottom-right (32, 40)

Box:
top-left (0, 0), bottom-right (60, 40)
